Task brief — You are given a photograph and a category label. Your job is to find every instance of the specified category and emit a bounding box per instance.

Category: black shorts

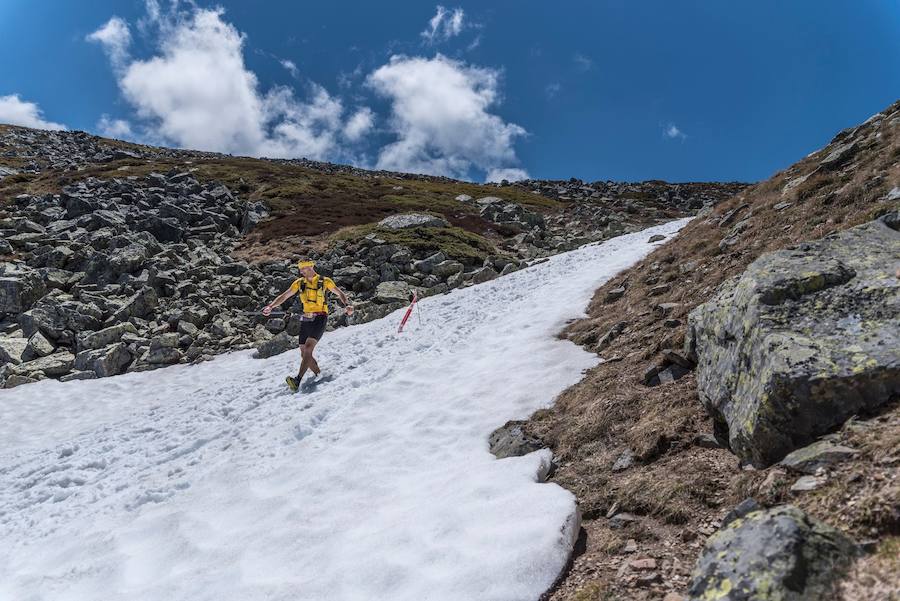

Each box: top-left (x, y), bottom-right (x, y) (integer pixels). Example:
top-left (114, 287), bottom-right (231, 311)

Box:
top-left (299, 314), bottom-right (327, 344)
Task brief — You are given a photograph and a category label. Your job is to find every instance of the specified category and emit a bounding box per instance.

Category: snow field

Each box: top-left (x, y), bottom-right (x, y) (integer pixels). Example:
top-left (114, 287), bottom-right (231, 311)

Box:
top-left (0, 219), bottom-right (690, 601)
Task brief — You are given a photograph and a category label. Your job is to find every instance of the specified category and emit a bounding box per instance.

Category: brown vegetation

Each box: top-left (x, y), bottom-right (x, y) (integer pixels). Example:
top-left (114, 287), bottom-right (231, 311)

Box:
top-left (533, 100), bottom-right (900, 600)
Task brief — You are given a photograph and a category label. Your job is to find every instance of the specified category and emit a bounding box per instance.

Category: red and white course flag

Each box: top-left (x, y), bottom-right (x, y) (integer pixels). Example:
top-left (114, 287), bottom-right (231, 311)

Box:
top-left (397, 291), bottom-right (418, 334)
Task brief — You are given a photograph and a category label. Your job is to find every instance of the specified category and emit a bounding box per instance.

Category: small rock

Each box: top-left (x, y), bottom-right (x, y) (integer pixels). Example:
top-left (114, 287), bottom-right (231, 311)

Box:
top-left (605, 286), bottom-right (626, 303)
top-left (612, 449), bottom-right (635, 472)
top-left (790, 475), bottom-right (826, 492)
top-left (629, 557), bottom-right (657, 570)
top-left (779, 440), bottom-right (859, 474)
top-left (648, 234), bottom-right (666, 243)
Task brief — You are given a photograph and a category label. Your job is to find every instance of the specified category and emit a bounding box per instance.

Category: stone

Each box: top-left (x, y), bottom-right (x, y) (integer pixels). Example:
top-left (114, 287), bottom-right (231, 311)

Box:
top-left (3, 374), bottom-right (38, 388)
top-left (722, 498), bottom-right (762, 528)
top-left (455, 194), bottom-right (473, 203)
top-left (146, 346), bottom-right (183, 365)
top-left (468, 266), bottom-right (498, 284)
top-left (790, 475), bottom-right (826, 493)
top-left (78, 323), bottom-right (138, 351)
top-left (779, 440), bottom-right (859, 474)
top-left (629, 558), bottom-right (657, 570)
top-left (412, 252), bottom-right (446, 274)
top-left (612, 449), bottom-right (635, 472)
top-left (113, 286), bottom-right (159, 321)
top-left (374, 281), bottom-right (412, 304)
top-left (431, 260), bottom-right (464, 279)
top-left (59, 370), bottom-right (97, 382)
top-left (25, 331), bottom-right (55, 357)
top-left (177, 321), bottom-right (199, 337)
top-left (0, 336), bottom-right (29, 365)
top-left (0, 265), bottom-right (46, 314)
top-left (108, 244), bottom-right (149, 275)
top-left (648, 283), bottom-right (671, 296)
top-left (74, 343), bottom-right (131, 377)
top-left (252, 331), bottom-right (295, 359)
top-left (648, 234), bottom-right (666, 243)
top-left (603, 286), bottom-right (625, 303)
top-left (688, 505), bottom-right (858, 601)
top-left (9, 351), bottom-right (75, 377)
top-left (488, 421), bottom-right (543, 459)
top-left (686, 216), bottom-right (900, 467)
top-left (609, 512), bottom-right (639, 529)
top-left (819, 141), bottom-right (857, 169)
top-left (377, 213), bottom-right (450, 229)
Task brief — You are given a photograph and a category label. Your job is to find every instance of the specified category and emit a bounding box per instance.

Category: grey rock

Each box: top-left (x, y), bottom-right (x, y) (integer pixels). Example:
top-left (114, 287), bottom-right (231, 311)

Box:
top-left (3, 374), bottom-right (38, 388)
top-left (78, 323), bottom-right (138, 351)
top-left (0, 336), bottom-right (29, 365)
top-left (374, 281), bottom-right (412, 304)
top-left (790, 475), bottom-right (826, 493)
top-left (9, 350), bottom-right (75, 377)
top-left (59, 370), bottom-right (97, 382)
top-left (74, 343), bottom-right (131, 377)
top-left (252, 331), bottom-right (295, 359)
top-left (688, 505), bottom-right (858, 601)
top-left (612, 449), bottom-right (635, 472)
top-left (687, 217), bottom-right (900, 467)
top-left (488, 421), bottom-right (543, 459)
top-left (146, 346), bottom-right (183, 365)
top-left (412, 252), bottom-right (446, 274)
top-left (819, 141), bottom-right (857, 169)
top-left (377, 213), bottom-right (450, 229)
top-left (605, 286), bottom-right (626, 303)
top-left (0, 265), bottom-right (46, 314)
top-left (648, 234), bottom-right (666, 243)
top-left (468, 266), bottom-right (498, 284)
top-left (25, 331), bottom-right (55, 357)
top-left (431, 260), bottom-right (464, 278)
top-left (779, 440), bottom-right (859, 474)
top-left (113, 286), bottom-right (159, 321)
top-left (722, 498), bottom-right (762, 528)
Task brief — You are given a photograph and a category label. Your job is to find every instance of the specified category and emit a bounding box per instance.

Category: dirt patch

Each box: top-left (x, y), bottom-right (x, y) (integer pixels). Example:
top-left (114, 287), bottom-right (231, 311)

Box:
top-left (531, 100), bottom-right (900, 599)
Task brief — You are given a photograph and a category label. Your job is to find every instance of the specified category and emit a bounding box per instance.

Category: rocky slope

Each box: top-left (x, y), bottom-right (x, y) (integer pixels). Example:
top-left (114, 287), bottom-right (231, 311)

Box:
top-left (524, 100), bottom-right (900, 600)
top-left (0, 125), bottom-right (744, 387)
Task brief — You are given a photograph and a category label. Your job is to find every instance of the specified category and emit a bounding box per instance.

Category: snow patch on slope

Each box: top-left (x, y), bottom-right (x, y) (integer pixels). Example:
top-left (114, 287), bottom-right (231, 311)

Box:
top-left (0, 219), bottom-right (689, 601)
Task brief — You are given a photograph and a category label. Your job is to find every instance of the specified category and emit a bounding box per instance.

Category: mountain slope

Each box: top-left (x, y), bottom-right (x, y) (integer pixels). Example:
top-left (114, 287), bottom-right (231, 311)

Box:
top-left (530, 100), bottom-right (900, 599)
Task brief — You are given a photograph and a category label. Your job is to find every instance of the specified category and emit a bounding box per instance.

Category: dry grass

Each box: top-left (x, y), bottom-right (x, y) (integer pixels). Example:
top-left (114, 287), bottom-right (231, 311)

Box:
top-left (530, 99), bottom-right (900, 599)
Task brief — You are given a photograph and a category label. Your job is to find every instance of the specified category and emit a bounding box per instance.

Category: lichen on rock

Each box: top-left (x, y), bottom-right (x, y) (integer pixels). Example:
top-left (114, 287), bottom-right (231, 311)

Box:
top-left (686, 214), bottom-right (900, 467)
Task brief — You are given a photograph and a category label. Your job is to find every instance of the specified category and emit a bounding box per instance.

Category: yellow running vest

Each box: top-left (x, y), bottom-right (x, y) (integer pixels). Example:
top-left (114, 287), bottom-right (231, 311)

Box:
top-left (289, 275), bottom-right (336, 313)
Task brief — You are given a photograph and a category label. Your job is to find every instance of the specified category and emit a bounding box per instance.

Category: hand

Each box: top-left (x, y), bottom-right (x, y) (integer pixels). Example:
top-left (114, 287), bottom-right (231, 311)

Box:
top-left (345, 305), bottom-right (354, 316)
top-left (262, 305), bottom-right (273, 316)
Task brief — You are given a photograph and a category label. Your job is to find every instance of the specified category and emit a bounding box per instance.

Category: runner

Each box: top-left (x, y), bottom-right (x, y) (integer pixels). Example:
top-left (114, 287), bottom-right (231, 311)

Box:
top-left (263, 260), bottom-right (354, 392)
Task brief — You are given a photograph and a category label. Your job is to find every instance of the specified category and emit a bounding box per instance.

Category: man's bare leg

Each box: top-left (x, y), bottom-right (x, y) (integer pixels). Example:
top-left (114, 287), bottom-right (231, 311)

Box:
top-left (297, 339), bottom-right (320, 380)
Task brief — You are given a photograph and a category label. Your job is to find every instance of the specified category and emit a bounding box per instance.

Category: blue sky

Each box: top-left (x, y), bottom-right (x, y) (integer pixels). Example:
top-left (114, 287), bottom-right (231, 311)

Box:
top-left (1, 1), bottom-right (899, 183)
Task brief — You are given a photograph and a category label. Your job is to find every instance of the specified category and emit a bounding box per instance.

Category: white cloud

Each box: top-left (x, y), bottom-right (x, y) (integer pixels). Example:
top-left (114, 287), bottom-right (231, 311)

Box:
top-left (96, 114), bottom-right (134, 138)
top-left (86, 17), bottom-right (131, 70)
top-left (90, 6), bottom-right (371, 160)
top-left (367, 54), bottom-right (528, 181)
top-left (486, 167), bottom-right (529, 183)
top-left (545, 82), bottom-right (561, 99)
top-left (421, 6), bottom-right (465, 43)
top-left (573, 53), bottom-right (593, 71)
top-left (664, 123), bottom-right (687, 139)
top-left (280, 59), bottom-right (299, 78)
top-left (0, 95), bottom-right (67, 130)
top-left (343, 108), bottom-right (374, 142)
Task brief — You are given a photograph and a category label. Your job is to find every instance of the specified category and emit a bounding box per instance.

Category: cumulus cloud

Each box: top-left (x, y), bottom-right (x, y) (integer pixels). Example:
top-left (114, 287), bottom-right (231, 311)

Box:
top-left (96, 114), bottom-right (134, 138)
top-left (0, 94), bottom-right (66, 130)
top-left (86, 17), bottom-right (131, 70)
top-left (421, 6), bottom-right (465, 43)
top-left (486, 168), bottom-right (529, 183)
top-left (664, 123), bottom-right (686, 139)
top-left (90, 6), bottom-right (371, 160)
top-left (367, 54), bottom-right (528, 181)
top-left (343, 108), bottom-right (374, 142)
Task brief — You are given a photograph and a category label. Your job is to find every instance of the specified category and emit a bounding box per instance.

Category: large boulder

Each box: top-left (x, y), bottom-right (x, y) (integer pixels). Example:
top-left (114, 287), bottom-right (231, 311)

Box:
top-left (686, 216), bottom-right (900, 467)
top-left (74, 343), bottom-right (131, 377)
top-left (688, 505), bottom-right (858, 601)
top-left (8, 351), bottom-right (75, 377)
top-left (253, 331), bottom-right (295, 359)
top-left (0, 264), bottom-right (46, 314)
top-left (0, 336), bottom-right (29, 365)
top-left (374, 281), bottom-right (412, 304)
top-left (78, 322), bottom-right (138, 351)
top-left (377, 213), bottom-right (449, 230)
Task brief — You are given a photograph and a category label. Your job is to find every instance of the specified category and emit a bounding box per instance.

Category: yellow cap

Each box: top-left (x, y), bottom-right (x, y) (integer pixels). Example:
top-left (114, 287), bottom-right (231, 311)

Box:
top-left (297, 260), bottom-right (315, 269)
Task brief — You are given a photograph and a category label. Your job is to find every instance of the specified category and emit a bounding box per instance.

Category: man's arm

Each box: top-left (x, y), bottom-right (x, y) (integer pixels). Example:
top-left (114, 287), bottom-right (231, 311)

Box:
top-left (263, 286), bottom-right (296, 316)
top-left (329, 284), bottom-right (354, 315)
